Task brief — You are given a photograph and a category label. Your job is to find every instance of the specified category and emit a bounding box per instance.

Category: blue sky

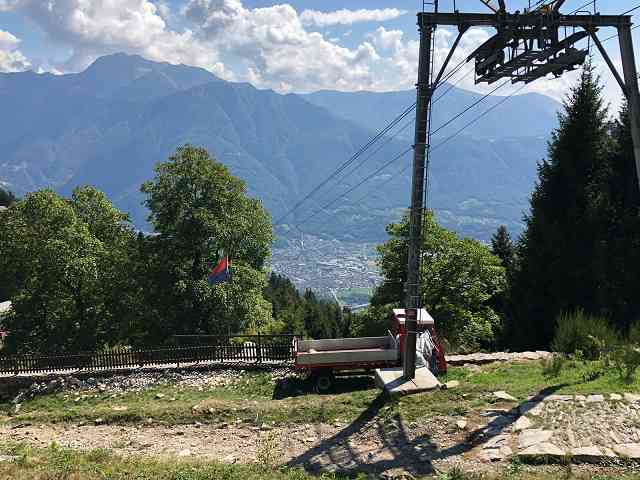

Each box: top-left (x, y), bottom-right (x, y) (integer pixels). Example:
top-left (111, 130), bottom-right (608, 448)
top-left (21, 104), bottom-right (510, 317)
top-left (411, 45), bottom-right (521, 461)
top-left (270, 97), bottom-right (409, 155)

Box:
top-left (0, 0), bottom-right (637, 110)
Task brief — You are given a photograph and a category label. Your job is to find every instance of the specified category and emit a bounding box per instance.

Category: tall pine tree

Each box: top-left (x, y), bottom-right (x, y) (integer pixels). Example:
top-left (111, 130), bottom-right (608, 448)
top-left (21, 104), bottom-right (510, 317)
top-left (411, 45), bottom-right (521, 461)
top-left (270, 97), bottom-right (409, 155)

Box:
top-left (509, 63), bottom-right (611, 348)
top-left (589, 104), bottom-right (640, 331)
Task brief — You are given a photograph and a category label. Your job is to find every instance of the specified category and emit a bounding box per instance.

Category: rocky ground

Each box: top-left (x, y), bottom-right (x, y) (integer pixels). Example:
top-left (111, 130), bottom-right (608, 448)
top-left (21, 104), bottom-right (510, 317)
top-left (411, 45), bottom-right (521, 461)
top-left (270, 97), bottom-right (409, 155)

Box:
top-left (2, 354), bottom-right (640, 477)
top-left (2, 388), bottom-right (640, 477)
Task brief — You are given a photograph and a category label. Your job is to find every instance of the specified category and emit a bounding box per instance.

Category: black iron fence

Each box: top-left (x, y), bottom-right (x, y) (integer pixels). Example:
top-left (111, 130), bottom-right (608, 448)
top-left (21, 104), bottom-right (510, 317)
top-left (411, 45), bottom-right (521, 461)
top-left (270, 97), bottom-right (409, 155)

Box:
top-left (0, 335), bottom-right (296, 375)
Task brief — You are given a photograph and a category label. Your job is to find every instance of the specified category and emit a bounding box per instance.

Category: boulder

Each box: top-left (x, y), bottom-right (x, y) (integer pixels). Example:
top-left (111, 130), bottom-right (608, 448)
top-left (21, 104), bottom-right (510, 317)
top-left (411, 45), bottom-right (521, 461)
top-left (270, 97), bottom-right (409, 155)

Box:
top-left (444, 380), bottom-right (460, 389)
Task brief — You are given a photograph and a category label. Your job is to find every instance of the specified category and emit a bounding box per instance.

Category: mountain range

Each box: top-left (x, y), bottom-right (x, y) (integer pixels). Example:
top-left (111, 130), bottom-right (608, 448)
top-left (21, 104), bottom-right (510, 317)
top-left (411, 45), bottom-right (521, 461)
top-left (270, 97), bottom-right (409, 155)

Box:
top-left (0, 53), bottom-right (561, 242)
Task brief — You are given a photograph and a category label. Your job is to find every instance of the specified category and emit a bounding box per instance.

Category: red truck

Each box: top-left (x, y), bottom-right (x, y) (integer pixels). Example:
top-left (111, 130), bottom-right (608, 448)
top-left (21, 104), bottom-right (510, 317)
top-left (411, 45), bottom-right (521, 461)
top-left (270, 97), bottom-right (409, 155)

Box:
top-left (294, 308), bottom-right (447, 392)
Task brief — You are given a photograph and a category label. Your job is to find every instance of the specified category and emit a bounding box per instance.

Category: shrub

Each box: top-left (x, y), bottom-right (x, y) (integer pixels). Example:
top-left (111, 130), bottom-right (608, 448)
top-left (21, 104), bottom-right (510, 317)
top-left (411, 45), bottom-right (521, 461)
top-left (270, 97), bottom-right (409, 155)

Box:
top-left (628, 321), bottom-right (640, 345)
top-left (551, 309), bottom-right (619, 360)
top-left (542, 353), bottom-right (565, 377)
top-left (611, 344), bottom-right (640, 383)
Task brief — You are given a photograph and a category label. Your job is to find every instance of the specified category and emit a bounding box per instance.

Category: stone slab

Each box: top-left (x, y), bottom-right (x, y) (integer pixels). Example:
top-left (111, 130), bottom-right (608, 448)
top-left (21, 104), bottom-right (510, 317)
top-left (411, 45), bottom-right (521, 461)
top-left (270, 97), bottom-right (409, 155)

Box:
top-left (518, 442), bottom-right (566, 463)
top-left (612, 443), bottom-right (640, 460)
top-left (374, 366), bottom-right (441, 396)
top-left (571, 446), bottom-right (617, 464)
top-left (518, 429), bottom-right (553, 449)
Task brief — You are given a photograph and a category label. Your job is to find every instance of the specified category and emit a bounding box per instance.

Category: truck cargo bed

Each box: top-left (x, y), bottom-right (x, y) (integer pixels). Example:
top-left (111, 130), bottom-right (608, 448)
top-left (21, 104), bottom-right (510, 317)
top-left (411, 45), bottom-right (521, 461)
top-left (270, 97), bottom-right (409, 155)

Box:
top-left (296, 336), bottom-right (398, 367)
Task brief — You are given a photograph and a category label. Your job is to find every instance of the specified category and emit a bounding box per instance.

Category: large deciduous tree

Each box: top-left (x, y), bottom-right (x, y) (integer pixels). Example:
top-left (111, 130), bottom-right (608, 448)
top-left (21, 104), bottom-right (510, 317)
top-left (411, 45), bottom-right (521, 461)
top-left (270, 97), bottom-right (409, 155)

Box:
top-left (371, 211), bottom-right (505, 351)
top-left (0, 187), bottom-right (136, 353)
top-left (140, 145), bottom-right (273, 339)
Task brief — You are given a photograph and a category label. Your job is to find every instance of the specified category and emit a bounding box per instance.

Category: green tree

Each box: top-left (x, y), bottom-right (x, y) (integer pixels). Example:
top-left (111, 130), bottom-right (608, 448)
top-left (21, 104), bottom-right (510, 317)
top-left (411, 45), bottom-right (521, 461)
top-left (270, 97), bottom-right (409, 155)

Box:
top-left (372, 210), bottom-right (505, 351)
top-left (509, 64), bottom-right (612, 348)
top-left (491, 225), bottom-right (515, 271)
top-left (140, 145), bottom-right (273, 339)
top-left (588, 103), bottom-right (640, 331)
top-left (0, 188), bottom-right (136, 353)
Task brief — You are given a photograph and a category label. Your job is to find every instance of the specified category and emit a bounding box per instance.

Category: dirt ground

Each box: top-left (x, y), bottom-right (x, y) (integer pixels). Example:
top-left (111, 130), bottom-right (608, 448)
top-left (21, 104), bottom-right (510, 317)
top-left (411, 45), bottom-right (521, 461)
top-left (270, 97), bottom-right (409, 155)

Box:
top-left (0, 404), bottom-right (635, 478)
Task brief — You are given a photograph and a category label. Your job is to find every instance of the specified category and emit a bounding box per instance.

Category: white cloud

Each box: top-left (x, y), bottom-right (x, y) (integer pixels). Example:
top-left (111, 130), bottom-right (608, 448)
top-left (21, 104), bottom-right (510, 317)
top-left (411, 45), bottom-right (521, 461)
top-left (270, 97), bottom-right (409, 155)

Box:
top-left (0, 29), bottom-right (31, 72)
top-left (182, 0), bottom-right (382, 92)
top-left (2, 0), bottom-right (226, 75)
top-left (299, 8), bottom-right (407, 27)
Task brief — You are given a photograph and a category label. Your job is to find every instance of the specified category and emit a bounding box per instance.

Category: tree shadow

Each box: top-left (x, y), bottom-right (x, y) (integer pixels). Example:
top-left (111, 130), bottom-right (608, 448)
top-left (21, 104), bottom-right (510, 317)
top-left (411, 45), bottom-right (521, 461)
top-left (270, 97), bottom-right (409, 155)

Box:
top-left (272, 375), bottom-right (375, 400)
top-left (285, 392), bottom-right (437, 476)
top-left (285, 383), bottom-right (571, 476)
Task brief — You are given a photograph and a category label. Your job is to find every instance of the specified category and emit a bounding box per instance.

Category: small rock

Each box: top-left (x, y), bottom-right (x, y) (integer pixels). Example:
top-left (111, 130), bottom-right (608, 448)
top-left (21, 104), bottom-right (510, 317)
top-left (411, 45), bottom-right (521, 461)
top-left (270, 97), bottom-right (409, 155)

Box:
top-left (303, 437), bottom-right (315, 443)
top-left (260, 423), bottom-right (272, 431)
top-left (610, 393), bottom-right (623, 401)
top-left (493, 391), bottom-right (517, 402)
top-left (155, 393), bottom-right (165, 399)
top-left (624, 393), bottom-right (640, 403)
top-left (586, 394), bottom-right (605, 403)
top-left (0, 455), bottom-right (19, 463)
top-left (513, 416), bottom-right (533, 432)
top-left (456, 420), bottom-right (467, 430)
top-left (574, 395), bottom-right (587, 402)
top-left (178, 449), bottom-right (191, 457)
top-left (542, 395), bottom-right (573, 402)
top-left (112, 406), bottom-right (128, 412)
top-left (94, 418), bottom-right (105, 425)
top-left (13, 403), bottom-right (21, 414)
top-left (443, 380), bottom-right (460, 389)
top-left (518, 429), bottom-right (553, 449)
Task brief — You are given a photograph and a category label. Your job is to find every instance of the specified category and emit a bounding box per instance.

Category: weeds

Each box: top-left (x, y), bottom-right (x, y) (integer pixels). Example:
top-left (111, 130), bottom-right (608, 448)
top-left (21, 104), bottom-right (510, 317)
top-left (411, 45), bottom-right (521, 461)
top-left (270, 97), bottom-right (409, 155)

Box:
top-left (542, 354), bottom-right (565, 377)
top-left (257, 431), bottom-right (283, 469)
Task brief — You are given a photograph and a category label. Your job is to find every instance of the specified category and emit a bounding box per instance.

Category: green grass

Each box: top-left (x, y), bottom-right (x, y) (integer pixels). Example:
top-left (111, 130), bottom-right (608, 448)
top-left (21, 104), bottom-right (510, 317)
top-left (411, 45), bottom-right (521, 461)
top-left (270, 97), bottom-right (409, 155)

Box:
top-left (0, 443), bottom-right (639, 480)
top-left (2, 359), bottom-right (640, 428)
top-left (0, 442), bottom-right (348, 480)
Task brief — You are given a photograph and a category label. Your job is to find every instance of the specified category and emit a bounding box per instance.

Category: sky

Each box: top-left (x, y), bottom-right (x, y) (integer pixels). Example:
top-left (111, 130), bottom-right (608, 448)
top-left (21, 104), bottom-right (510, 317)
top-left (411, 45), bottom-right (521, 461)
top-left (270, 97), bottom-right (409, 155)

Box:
top-left (0, 0), bottom-right (637, 112)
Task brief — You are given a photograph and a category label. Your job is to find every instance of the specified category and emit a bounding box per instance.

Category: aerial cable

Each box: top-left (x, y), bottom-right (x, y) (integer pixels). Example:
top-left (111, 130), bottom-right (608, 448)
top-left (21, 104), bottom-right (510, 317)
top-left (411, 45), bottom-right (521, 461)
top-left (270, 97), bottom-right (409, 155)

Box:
top-left (297, 80), bottom-right (513, 227)
top-left (302, 60), bottom-right (471, 211)
top-left (274, 102), bottom-right (416, 225)
top-left (275, 65), bottom-right (468, 226)
top-left (429, 79), bottom-right (512, 137)
top-left (349, 83), bottom-right (529, 208)
top-left (622, 4), bottom-right (640, 15)
top-left (431, 83), bottom-right (528, 153)
top-left (295, 147), bottom-right (414, 227)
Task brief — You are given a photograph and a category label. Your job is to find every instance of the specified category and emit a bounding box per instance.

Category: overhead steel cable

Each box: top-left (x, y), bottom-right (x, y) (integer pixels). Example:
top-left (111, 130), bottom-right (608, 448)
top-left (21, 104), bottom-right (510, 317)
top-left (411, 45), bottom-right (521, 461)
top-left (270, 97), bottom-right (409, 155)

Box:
top-left (294, 146), bottom-right (414, 226)
top-left (273, 102), bottom-right (416, 225)
top-left (275, 58), bottom-right (470, 226)
top-left (429, 79), bottom-right (512, 137)
top-left (349, 82), bottom-right (529, 207)
top-left (323, 64), bottom-right (475, 196)
top-left (622, 4), bottom-right (640, 15)
top-left (295, 79), bottom-right (514, 227)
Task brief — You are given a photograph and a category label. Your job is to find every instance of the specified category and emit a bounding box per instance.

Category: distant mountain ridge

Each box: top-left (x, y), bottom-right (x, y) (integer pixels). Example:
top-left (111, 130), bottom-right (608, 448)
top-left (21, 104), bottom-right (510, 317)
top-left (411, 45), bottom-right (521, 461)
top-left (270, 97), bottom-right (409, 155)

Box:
top-left (0, 53), bottom-right (561, 242)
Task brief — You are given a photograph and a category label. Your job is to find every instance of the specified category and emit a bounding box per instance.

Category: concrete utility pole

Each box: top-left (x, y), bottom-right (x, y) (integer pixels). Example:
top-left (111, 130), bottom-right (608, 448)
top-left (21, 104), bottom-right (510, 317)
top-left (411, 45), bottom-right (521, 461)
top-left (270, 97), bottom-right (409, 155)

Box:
top-left (403, 1), bottom-right (640, 380)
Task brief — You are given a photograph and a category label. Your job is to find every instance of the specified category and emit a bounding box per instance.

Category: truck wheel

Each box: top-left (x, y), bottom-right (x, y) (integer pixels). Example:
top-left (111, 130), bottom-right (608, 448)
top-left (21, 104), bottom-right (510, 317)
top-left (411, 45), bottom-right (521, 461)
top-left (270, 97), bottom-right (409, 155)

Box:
top-left (314, 371), bottom-right (335, 394)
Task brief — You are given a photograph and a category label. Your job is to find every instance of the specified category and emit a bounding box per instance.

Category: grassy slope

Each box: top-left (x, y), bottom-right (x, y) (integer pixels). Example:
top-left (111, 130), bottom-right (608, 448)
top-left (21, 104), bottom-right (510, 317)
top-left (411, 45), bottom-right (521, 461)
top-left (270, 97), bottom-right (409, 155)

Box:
top-left (2, 360), bottom-right (640, 427)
